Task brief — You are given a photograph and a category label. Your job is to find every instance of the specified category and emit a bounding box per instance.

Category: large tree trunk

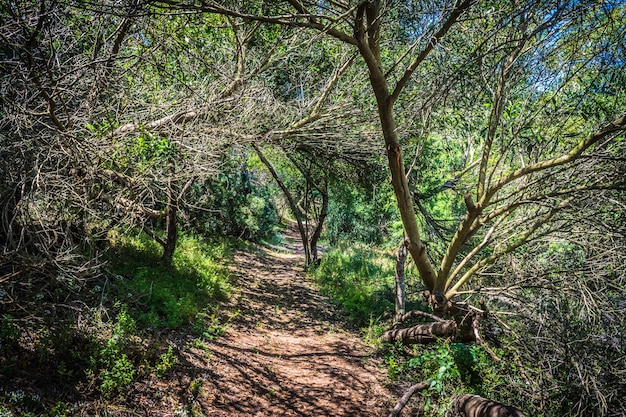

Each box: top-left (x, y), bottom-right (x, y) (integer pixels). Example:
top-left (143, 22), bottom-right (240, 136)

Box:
top-left (449, 395), bottom-right (526, 417)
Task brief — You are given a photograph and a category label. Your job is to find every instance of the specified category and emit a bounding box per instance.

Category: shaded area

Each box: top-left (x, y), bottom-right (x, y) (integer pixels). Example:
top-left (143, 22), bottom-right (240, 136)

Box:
top-left (0, 226), bottom-right (394, 416)
top-left (104, 226), bottom-right (394, 416)
top-left (182, 226), bottom-right (392, 416)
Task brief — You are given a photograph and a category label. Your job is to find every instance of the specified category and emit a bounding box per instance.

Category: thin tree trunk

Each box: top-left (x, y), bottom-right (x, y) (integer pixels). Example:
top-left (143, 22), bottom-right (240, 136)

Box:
top-left (395, 239), bottom-right (408, 321)
top-left (160, 181), bottom-right (178, 266)
top-left (252, 144), bottom-right (310, 266)
top-left (308, 183), bottom-right (328, 265)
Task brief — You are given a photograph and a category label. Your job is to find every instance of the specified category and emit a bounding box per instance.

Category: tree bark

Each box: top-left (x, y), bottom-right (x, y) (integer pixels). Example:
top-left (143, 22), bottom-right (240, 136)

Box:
top-left (450, 395), bottom-right (526, 417)
top-left (395, 239), bottom-right (408, 321)
top-left (388, 381), bottom-right (430, 417)
top-left (308, 183), bottom-right (328, 265)
top-left (381, 320), bottom-right (458, 344)
top-left (252, 144), bottom-right (311, 265)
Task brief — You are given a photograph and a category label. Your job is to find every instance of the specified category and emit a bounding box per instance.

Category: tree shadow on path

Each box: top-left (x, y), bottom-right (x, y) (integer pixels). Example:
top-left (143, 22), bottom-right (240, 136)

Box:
top-left (184, 225), bottom-right (394, 416)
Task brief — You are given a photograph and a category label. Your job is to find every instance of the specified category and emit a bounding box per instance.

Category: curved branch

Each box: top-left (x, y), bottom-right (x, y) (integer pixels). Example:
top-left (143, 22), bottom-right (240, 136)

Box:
top-left (156, 0), bottom-right (358, 45)
top-left (446, 199), bottom-right (571, 298)
top-left (388, 381), bottom-right (431, 417)
top-left (480, 113), bottom-right (626, 206)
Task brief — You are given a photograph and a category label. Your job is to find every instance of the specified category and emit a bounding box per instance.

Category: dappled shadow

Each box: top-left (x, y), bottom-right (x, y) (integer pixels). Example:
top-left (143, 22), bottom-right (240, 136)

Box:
top-left (170, 330), bottom-right (387, 417)
top-left (183, 224), bottom-right (393, 416)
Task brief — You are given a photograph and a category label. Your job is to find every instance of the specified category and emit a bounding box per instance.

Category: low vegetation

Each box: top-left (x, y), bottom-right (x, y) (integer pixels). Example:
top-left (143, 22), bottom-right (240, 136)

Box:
top-left (0, 231), bottom-right (234, 415)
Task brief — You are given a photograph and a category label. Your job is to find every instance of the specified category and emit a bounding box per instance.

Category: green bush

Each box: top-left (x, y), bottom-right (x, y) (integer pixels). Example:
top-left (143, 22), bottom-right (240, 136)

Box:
top-left (155, 346), bottom-right (177, 377)
top-left (185, 158), bottom-right (278, 242)
top-left (89, 306), bottom-right (137, 397)
top-left (0, 316), bottom-right (20, 351)
top-left (325, 183), bottom-right (399, 245)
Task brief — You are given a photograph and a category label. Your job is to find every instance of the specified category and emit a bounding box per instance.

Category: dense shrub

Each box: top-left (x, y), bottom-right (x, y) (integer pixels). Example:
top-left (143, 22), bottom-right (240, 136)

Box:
top-left (185, 159), bottom-right (278, 242)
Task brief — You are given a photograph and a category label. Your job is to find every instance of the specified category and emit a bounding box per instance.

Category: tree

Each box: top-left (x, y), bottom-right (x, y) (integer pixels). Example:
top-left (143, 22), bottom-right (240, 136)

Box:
top-left (0, 0), bottom-right (143, 282)
top-left (149, 0), bottom-right (625, 413)
top-left (158, 0), bottom-right (625, 307)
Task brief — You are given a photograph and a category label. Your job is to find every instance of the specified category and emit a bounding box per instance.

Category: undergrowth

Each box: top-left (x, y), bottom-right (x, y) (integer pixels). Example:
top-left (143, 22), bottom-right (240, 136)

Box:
top-left (382, 340), bottom-right (537, 416)
top-left (0, 229), bottom-right (236, 414)
top-left (107, 230), bottom-right (233, 328)
top-left (313, 241), bottom-right (537, 416)
top-left (311, 242), bottom-right (425, 327)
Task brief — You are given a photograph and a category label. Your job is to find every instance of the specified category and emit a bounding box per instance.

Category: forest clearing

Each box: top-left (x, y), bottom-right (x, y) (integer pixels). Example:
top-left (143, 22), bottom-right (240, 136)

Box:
top-left (1, 0), bottom-right (625, 415)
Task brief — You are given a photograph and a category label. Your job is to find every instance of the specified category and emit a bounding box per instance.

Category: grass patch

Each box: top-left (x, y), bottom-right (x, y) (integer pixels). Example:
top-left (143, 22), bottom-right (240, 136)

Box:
top-left (311, 242), bottom-right (396, 325)
top-left (107, 230), bottom-right (234, 329)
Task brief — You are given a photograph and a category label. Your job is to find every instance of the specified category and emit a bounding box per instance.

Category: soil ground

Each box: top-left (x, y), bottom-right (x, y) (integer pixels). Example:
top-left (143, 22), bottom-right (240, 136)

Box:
top-left (123, 227), bottom-right (397, 416)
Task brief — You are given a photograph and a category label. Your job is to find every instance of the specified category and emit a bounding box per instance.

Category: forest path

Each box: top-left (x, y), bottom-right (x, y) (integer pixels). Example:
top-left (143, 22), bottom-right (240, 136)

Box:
top-left (177, 224), bottom-right (395, 416)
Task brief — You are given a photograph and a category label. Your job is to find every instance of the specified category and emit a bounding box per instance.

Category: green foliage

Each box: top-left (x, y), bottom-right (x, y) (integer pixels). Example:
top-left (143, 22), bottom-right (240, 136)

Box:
top-left (193, 309), bottom-right (240, 340)
top-left (312, 243), bottom-right (395, 325)
top-left (325, 182), bottom-right (398, 245)
top-left (383, 339), bottom-right (540, 416)
top-left (107, 231), bottom-right (232, 328)
top-left (0, 316), bottom-right (20, 351)
top-left (155, 346), bottom-right (177, 377)
top-left (89, 306), bottom-right (137, 397)
top-left (186, 157), bottom-right (278, 242)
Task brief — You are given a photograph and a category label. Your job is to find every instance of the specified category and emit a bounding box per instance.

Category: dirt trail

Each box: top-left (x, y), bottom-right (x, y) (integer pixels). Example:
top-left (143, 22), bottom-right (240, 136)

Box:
top-left (174, 226), bottom-right (394, 416)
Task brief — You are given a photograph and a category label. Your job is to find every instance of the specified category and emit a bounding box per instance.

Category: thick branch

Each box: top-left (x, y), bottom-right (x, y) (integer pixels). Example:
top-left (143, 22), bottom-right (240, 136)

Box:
top-left (446, 201), bottom-right (567, 298)
top-left (381, 320), bottom-right (457, 344)
top-left (436, 193), bottom-right (482, 290)
top-left (452, 394), bottom-right (526, 417)
top-left (395, 309), bottom-right (447, 324)
top-left (444, 221), bottom-right (500, 290)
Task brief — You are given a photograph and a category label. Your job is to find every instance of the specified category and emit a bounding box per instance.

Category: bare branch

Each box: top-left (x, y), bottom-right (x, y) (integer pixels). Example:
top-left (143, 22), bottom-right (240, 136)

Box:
top-left (481, 113), bottom-right (626, 206)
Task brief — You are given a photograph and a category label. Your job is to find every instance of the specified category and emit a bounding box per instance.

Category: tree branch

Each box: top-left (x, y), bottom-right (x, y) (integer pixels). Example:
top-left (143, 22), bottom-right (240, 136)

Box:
top-left (390, 0), bottom-right (474, 104)
top-left (157, 0), bottom-right (358, 45)
top-left (388, 381), bottom-right (431, 417)
top-left (481, 113), bottom-right (626, 206)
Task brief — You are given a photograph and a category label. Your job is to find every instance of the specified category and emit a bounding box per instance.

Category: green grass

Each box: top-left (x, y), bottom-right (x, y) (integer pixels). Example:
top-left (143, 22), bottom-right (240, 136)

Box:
top-left (311, 242), bottom-right (397, 325)
top-left (107, 230), bottom-right (234, 329)
top-left (311, 242), bottom-right (429, 327)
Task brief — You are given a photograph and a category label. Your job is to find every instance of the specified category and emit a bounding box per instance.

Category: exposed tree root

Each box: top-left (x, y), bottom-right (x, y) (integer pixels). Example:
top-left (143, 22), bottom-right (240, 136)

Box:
top-left (394, 309), bottom-right (447, 324)
top-left (381, 320), bottom-right (458, 344)
top-left (449, 394), bottom-right (526, 417)
top-left (388, 380), bottom-right (431, 417)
